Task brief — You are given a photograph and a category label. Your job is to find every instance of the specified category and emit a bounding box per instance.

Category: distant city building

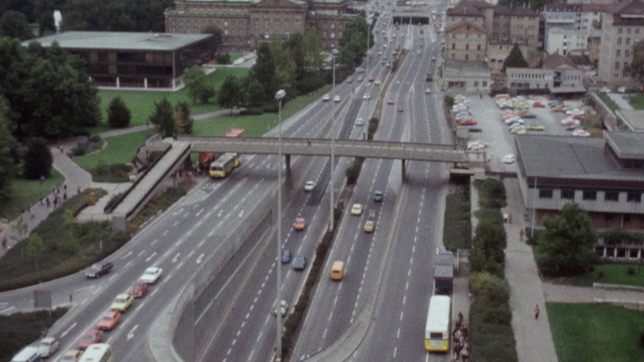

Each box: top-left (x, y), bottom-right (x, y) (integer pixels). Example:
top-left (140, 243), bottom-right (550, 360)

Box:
top-left (25, 31), bottom-right (216, 89)
top-left (505, 51), bottom-right (586, 94)
top-left (597, 0), bottom-right (644, 88)
top-left (164, 0), bottom-right (357, 51)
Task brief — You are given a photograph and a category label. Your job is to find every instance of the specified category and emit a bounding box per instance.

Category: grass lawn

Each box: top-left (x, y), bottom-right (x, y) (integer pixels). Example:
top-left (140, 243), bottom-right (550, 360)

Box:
top-left (0, 169), bottom-right (64, 222)
top-left (629, 94), bottom-right (644, 110)
top-left (597, 93), bottom-right (620, 113)
top-left (548, 303), bottom-right (644, 362)
top-left (74, 130), bottom-right (156, 170)
top-left (553, 264), bottom-right (644, 288)
top-left (93, 67), bottom-right (250, 132)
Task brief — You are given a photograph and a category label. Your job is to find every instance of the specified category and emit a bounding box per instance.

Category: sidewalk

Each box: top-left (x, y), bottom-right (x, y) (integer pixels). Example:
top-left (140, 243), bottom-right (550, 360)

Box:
top-left (503, 178), bottom-right (558, 362)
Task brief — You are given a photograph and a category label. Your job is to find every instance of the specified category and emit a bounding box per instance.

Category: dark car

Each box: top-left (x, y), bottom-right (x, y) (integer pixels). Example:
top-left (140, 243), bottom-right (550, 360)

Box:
top-left (281, 249), bottom-right (292, 264)
top-left (468, 127), bottom-right (483, 133)
top-left (293, 256), bottom-right (307, 271)
top-left (373, 190), bottom-right (384, 202)
top-left (85, 262), bottom-right (113, 278)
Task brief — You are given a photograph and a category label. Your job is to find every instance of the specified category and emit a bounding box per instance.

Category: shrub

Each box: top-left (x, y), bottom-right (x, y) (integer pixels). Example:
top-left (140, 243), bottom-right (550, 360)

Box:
top-left (70, 142), bottom-right (89, 157)
top-left (240, 107), bottom-right (264, 115)
top-left (215, 53), bottom-right (231, 64)
top-left (627, 267), bottom-right (636, 275)
top-left (598, 270), bottom-right (605, 279)
top-left (640, 324), bottom-right (644, 348)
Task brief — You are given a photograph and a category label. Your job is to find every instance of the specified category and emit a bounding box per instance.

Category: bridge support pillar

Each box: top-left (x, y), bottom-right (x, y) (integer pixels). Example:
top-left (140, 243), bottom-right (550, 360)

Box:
top-left (401, 159), bottom-right (407, 181)
top-left (285, 154), bottom-right (291, 173)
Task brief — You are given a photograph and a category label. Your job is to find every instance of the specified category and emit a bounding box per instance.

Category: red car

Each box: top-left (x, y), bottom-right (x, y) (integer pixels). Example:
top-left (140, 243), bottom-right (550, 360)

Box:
top-left (78, 329), bottom-right (104, 350)
top-left (532, 102), bottom-right (545, 108)
top-left (357, 76), bottom-right (363, 82)
top-left (98, 311), bottom-right (121, 331)
top-left (130, 281), bottom-right (149, 298)
top-left (387, 99), bottom-right (394, 104)
top-left (573, 114), bottom-right (586, 120)
top-left (398, 106), bottom-right (403, 112)
top-left (460, 118), bottom-right (478, 126)
top-left (368, 76), bottom-right (375, 82)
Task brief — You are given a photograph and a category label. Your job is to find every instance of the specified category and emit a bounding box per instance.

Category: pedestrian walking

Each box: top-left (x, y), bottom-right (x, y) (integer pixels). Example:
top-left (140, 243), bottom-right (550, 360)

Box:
top-left (1, 238), bottom-right (7, 249)
top-left (64, 184), bottom-right (67, 192)
top-left (534, 304), bottom-right (540, 320)
top-left (63, 192), bottom-right (67, 201)
top-left (46, 197), bottom-right (50, 207)
top-left (77, 186), bottom-right (81, 194)
top-left (40, 197), bottom-right (44, 205)
top-left (53, 198), bottom-right (58, 208)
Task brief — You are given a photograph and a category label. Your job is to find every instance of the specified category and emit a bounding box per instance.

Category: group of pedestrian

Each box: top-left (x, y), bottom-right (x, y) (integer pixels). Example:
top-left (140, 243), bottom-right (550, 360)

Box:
top-left (451, 311), bottom-right (470, 361)
top-left (46, 184), bottom-right (67, 210)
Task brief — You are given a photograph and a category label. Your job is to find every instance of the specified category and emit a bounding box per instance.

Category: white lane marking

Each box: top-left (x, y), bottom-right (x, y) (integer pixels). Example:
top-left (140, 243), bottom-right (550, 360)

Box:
top-left (60, 322), bottom-right (77, 338)
top-left (137, 250), bottom-right (146, 257)
top-left (172, 253), bottom-right (181, 263)
top-left (127, 324), bottom-right (138, 340)
top-left (196, 253), bottom-right (205, 264)
top-left (162, 230), bottom-right (169, 236)
top-left (91, 286), bottom-right (103, 295)
top-left (151, 239), bottom-right (158, 246)
top-left (121, 251), bottom-right (132, 259)
top-left (145, 252), bottom-right (157, 263)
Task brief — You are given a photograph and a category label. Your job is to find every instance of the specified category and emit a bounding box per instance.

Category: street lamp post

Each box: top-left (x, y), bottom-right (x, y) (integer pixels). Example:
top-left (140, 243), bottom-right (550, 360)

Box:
top-left (274, 89), bottom-right (286, 361)
top-left (330, 48), bottom-right (338, 232)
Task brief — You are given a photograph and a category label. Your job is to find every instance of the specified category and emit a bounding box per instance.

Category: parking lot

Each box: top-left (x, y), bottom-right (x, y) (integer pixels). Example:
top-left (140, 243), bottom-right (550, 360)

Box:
top-left (454, 94), bottom-right (589, 170)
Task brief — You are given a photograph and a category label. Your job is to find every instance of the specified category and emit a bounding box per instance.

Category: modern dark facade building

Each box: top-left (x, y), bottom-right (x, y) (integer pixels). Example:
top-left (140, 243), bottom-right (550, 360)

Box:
top-left (26, 31), bottom-right (217, 89)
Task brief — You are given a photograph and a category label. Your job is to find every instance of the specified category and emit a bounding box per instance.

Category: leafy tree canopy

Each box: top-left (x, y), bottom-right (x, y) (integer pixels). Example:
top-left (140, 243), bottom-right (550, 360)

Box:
top-left (536, 203), bottom-right (597, 276)
top-left (502, 43), bottom-right (529, 73)
top-left (149, 98), bottom-right (175, 138)
top-left (217, 75), bottom-right (243, 113)
top-left (625, 39), bottom-right (644, 86)
top-left (61, 0), bottom-right (172, 32)
top-left (0, 98), bottom-right (15, 201)
top-left (107, 96), bottom-right (131, 129)
top-left (0, 11), bottom-right (35, 40)
top-left (23, 137), bottom-right (52, 180)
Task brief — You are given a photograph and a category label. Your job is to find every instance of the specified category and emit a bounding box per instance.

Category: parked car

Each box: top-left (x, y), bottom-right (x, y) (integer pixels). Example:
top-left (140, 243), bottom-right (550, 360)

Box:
top-left (532, 102), bottom-right (545, 108)
top-left (460, 118), bottom-right (478, 126)
top-left (502, 154), bottom-right (515, 164)
top-left (38, 337), bottom-right (60, 358)
top-left (85, 262), bottom-right (113, 278)
top-left (140, 267), bottom-right (163, 284)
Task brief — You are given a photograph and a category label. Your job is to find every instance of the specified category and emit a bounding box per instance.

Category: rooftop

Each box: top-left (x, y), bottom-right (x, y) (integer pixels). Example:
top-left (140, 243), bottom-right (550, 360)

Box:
top-left (24, 32), bottom-right (214, 51)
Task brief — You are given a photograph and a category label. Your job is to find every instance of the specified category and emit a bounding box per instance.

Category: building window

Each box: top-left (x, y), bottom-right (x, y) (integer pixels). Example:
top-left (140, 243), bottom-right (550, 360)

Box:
top-left (539, 189), bottom-right (553, 199)
top-left (626, 38), bottom-right (631, 45)
top-left (617, 49), bottom-right (621, 57)
top-left (615, 62), bottom-right (620, 70)
top-left (624, 214), bottom-right (632, 223)
top-left (605, 213), bottom-right (614, 221)
top-left (561, 189), bottom-right (575, 200)
top-left (618, 38), bottom-right (622, 45)
top-left (626, 49), bottom-right (630, 57)
top-left (605, 191), bottom-right (619, 202)
top-left (618, 27), bottom-right (623, 34)
top-left (627, 28), bottom-right (632, 34)
top-left (627, 192), bottom-right (641, 202)
top-left (583, 190), bottom-right (597, 200)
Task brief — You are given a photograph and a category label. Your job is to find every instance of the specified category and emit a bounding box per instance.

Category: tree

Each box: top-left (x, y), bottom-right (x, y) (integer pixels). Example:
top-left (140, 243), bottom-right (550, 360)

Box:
top-left (245, 80), bottom-right (265, 108)
top-left (174, 101), bottom-right (193, 135)
top-left (26, 233), bottom-right (45, 270)
top-left (0, 10), bottom-right (35, 40)
top-left (536, 203), bottom-right (597, 276)
top-left (625, 39), bottom-right (644, 86)
top-left (338, 16), bottom-right (370, 66)
top-left (217, 75), bottom-right (243, 113)
top-left (203, 26), bottom-right (224, 54)
top-left (149, 98), bottom-right (175, 137)
top-left (0, 98), bottom-right (14, 201)
top-left (23, 137), bottom-right (52, 180)
top-left (502, 43), bottom-right (529, 73)
top-left (249, 44), bottom-right (276, 102)
top-left (107, 96), bottom-right (131, 128)
top-left (182, 65), bottom-right (215, 104)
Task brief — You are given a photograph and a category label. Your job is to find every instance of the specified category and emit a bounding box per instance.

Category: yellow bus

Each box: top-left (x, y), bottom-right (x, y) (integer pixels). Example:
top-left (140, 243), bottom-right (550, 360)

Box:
top-left (78, 343), bottom-right (113, 362)
top-left (425, 295), bottom-right (451, 352)
top-left (209, 153), bottom-right (241, 178)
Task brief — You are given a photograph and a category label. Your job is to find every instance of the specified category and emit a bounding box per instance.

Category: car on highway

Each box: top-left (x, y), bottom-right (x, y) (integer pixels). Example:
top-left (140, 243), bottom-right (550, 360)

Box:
top-left (502, 154), bottom-right (516, 164)
top-left (38, 337), bottom-right (60, 358)
top-left (468, 127), bottom-right (483, 132)
top-left (357, 75), bottom-right (364, 82)
top-left (281, 249), bottom-right (292, 263)
top-left (274, 300), bottom-right (289, 317)
top-left (333, 95), bottom-right (341, 102)
top-left (364, 220), bottom-right (375, 233)
top-left (322, 94), bottom-right (330, 101)
top-left (351, 203), bottom-right (363, 215)
top-left (356, 118), bottom-right (365, 126)
top-left (357, 67), bottom-right (365, 73)
top-left (375, 79), bottom-right (382, 85)
top-left (373, 190), bottom-right (383, 202)
top-left (398, 106), bottom-right (403, 112)
top-left (346, 77), bottom-right (353, 83)
top-left (77, 329), bottom-right (103, 350)
top-left (85, 262), bottom-right (113, 278)
top-left (130, 281), bottom-right (149, 298)
top-left (304, 180), bottom-right (315, 191)
top-left (362, 94), bottom-right (371, 100)
top-left (387, 99), bottom-right (395, 105)
top-left (417, 49), bottom-right (422, 55)
top-left (60, 349), bottom-right (84, 362)
top-left (140, 266), bottom-right (163, 284)
top-left (98, 310), bottom-right (121, 331)
top-left (294, 218), bottom-right (306, 231)
top-left (425, 88), bottom-right (431, 94)
top-left (431, 56), bottom-right (436, 61)
top-left (110, 294), bottom-right (134, 312)
top-left (368, 76), bottom-right (375, 82)
top-left (293, 256), bottom-right (307, 271)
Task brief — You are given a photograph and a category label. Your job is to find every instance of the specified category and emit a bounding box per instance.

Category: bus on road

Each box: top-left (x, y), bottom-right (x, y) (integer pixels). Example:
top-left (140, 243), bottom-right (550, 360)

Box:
top-left (209, 153), bottom-right (241, 178)
top-left (425, 295), bottom-right (451, 352)
top-left (79, 343), bottom-right (113, 362)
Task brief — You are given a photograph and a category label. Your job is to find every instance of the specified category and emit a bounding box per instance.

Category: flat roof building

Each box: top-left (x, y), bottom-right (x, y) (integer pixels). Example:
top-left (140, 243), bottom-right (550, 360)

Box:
top-left (26, 31), bottom-right (217, 89)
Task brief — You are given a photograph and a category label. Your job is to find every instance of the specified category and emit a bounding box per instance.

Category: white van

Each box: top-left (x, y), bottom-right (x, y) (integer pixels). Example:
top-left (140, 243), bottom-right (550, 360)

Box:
top-left (11, 346), bottom-right (42, 362)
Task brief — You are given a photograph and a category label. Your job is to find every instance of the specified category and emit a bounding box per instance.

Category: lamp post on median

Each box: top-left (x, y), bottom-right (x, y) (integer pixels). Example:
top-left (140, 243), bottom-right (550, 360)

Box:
top-left (274, 88), bottom-right (286, 361)
top-left (330, 48), bottom-right (339, 232)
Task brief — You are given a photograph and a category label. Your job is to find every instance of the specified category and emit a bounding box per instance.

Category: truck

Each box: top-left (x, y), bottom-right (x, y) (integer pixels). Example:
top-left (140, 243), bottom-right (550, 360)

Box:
top-left (433, 252), bottom-right (455, 293)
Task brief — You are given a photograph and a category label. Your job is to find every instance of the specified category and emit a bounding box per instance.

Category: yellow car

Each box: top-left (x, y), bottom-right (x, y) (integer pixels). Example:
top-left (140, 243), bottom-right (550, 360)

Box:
top-left (110, 294), bottom-right (134, 312)
top-left (351, 203), bottom-right (363, 216)
top-left (364, 220), bottom-right (375, 233)
top-left (61, 349), bottom-right (83, 362)
top-left (374, 79), bottom-right (382, 86)
top-left (527, 125), bottom-right (545, 131)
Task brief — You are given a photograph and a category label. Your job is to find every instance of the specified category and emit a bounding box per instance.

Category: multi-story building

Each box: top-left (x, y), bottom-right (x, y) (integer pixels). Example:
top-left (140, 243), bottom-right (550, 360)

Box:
top-left (165, 0), bottom-right (355, 51)
top-left (505, 51), bottom-right (586, 94)
top-left (515, 132), bottom-right (644, 260)
top-left (597, 0), bottom-right (644, 88)
top-left (546, 27), bottom-right (588, 55)
top-left (543, 3), bottom-right (583, 48)
top-left (490, 6), bottom-right (539, 52)
top-left (444, 21), bottom-right (487, 62)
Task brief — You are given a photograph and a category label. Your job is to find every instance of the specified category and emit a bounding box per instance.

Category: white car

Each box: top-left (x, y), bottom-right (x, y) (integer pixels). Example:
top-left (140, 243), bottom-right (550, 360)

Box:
top-left (140, 267), bottom-right (163, 284)
top-left (351, 203), bottom-right (363, 216)
top-left (363, 94), bottom-right (371, 100)
top-left (333, 95), bottom-right (341, 102)
top-left (466, 142), bottom-right (486, 151)
top-left (356, 118), bottom-right (365, 126)
top-left (304, 181), bottom-right (315, 192)
top-left (274, 299), bottom-right (289, 317)
top-left (38, 337), bottom-right (60, 358)
top-left (322, 94), bottom-right (330, 101)
top-left (502, 154), bottom-right (516, 164)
